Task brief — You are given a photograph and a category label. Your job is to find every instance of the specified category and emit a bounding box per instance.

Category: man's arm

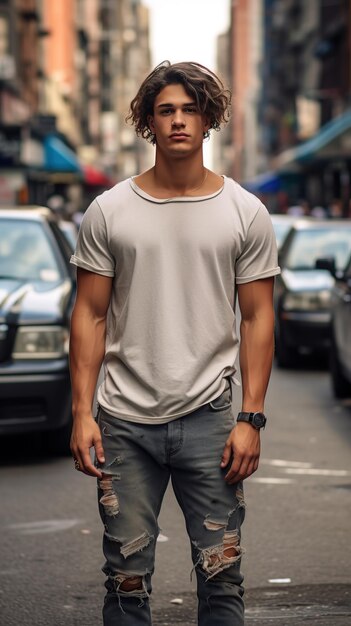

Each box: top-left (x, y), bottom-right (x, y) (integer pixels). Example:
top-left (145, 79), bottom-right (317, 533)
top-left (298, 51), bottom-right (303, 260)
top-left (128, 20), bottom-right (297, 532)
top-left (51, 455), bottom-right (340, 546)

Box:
top-left (221, 277), bottom-right (275, 483)
top-left (69, 268), bottom-right (113, 477)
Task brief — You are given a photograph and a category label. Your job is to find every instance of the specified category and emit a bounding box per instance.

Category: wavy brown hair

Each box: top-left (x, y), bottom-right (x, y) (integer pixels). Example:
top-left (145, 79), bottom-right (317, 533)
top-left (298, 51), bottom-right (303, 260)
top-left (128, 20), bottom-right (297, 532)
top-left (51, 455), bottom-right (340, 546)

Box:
top-left (126, 61), bottom-right (231, 144)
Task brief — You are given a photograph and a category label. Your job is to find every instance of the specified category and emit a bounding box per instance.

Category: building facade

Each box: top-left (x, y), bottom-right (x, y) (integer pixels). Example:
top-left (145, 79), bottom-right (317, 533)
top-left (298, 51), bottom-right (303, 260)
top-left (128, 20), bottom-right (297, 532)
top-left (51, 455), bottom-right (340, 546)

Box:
top-left (222, 0), bottom-right (351, 212)
top-left (215, 0), bottom-right (265, 183)
top-left (0, 0), bottom-right (151, 207)
top-left (261, 0), bottom-right (351, 211)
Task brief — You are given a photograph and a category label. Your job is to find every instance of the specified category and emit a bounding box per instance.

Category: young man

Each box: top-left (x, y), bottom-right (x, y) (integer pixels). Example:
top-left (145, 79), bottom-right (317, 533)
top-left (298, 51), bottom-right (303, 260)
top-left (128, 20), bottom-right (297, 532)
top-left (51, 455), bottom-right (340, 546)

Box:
top-left (69, 61), bottom-right (280, 626)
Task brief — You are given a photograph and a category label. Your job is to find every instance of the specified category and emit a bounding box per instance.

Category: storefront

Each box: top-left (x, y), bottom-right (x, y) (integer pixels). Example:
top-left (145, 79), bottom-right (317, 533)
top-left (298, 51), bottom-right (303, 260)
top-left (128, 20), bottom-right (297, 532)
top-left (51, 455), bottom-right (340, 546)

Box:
top-left (274, 109), bottom-right (351, 215)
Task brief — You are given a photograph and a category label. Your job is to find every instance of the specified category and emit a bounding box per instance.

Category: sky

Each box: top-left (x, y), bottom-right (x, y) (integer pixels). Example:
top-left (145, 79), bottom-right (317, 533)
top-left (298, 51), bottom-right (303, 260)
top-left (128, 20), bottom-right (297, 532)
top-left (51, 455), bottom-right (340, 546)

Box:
top-left (143, 0), bottom-right (230, 165)
top-left (144, 0), bottom-right (229, 71)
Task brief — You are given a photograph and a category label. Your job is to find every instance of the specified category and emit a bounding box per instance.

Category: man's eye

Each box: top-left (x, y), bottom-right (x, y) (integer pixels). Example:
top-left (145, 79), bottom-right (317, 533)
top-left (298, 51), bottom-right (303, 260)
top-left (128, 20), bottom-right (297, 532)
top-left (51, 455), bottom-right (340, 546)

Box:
top-left (161, 109), bottom-right (173, 115)
top-left (184, 107), bottom-right (197, 113)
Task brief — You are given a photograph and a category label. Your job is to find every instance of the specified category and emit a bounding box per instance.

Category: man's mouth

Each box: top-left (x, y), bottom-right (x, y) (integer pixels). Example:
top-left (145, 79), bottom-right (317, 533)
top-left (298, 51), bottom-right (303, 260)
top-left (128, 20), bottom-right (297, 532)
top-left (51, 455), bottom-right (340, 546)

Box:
top-left (169, 133), bottom-right (189, 139)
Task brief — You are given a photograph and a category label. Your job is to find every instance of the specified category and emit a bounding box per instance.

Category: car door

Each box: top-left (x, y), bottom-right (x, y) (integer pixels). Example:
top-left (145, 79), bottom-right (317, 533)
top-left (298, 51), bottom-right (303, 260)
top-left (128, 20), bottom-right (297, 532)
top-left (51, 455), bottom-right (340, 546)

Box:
top-left (335, 257), bottom-right (351, 377)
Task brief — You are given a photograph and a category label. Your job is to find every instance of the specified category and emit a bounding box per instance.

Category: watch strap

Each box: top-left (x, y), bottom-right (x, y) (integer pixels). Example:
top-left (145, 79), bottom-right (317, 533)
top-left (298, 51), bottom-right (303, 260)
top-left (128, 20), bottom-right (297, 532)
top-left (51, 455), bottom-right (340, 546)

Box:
top-left (237, 411), bottom-right (266, 430)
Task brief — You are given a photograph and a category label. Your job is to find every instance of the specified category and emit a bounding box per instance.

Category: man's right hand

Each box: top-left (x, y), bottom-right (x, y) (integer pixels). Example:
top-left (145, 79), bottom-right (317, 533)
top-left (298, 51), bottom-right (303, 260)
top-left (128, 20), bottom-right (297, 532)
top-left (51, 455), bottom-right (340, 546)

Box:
top-left (70, 416), bottom-right (105, 478)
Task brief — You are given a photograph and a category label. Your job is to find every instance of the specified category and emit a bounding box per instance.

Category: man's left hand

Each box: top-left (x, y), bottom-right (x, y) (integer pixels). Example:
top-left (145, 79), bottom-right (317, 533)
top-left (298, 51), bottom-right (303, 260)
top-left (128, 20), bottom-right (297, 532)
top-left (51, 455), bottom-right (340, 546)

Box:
top-left (220, 422), bottom-right (261, 484)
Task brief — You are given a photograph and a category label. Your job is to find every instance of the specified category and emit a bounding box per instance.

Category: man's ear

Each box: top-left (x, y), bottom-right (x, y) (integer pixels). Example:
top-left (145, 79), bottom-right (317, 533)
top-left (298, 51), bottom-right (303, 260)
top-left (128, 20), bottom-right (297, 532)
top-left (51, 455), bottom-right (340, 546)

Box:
top-left (147, 115), bottom-right (155, 133)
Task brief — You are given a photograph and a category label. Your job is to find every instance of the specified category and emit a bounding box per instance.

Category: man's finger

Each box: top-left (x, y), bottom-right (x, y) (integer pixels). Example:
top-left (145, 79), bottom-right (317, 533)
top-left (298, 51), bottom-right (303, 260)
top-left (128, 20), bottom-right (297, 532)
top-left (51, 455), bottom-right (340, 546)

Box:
top-left (94, 437), bottom-right (105, 465)
top-left (226, 456), bottom-right (251, 484)
top-left (220, 442), bottom-right (231, 468)
top-left (80, 449), bottom-right (102, 477)
top-left (225, 454), bottom-right (244, 482)
top-left (232, 454), bottom-right (260, 483)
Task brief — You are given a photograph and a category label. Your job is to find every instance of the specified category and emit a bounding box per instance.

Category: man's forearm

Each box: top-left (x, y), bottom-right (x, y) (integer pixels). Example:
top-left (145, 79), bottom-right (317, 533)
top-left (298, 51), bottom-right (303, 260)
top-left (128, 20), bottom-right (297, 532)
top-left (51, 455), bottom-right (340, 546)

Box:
top-left (239, 314), bottom-right (274, 412)
top-left (69, 309), bottom-right (106, 420)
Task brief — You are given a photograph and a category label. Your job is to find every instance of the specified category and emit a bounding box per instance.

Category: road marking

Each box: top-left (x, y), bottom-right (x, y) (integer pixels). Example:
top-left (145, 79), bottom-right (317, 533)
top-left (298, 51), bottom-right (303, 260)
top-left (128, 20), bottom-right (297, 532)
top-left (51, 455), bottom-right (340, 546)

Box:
top-left (260, 459), bottom-right (350, 478)
top-left (284, 468), bottom-right (350, 477)
top-left (261, 459), bottom-right (312, 468)
top-left (170, 598), bottom-right (183, 604)
top-left (269, 578), bottom-right (291, 584)
top-left (251, 477), bottom-right (295, 484)
top-left (8, 519), bottom-right (81, 534)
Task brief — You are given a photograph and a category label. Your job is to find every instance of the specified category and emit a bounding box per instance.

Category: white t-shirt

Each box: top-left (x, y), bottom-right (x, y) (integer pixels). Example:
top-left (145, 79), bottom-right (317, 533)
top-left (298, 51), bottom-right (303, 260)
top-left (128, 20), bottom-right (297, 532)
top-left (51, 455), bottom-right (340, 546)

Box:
top-left (71, 176), bottom-right (280, 424)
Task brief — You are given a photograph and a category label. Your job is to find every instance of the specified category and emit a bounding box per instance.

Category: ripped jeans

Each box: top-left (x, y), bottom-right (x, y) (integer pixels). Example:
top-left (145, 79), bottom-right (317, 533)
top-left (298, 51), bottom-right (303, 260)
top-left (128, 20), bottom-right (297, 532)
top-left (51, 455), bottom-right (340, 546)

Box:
top-left (96, 384), bottom-right (246, 626)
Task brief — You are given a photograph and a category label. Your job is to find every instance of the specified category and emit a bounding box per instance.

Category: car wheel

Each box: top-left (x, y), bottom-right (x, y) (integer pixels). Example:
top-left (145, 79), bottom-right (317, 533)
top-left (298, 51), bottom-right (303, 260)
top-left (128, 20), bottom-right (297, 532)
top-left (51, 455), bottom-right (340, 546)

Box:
top-left (330, 336), bottom-right (351, 399)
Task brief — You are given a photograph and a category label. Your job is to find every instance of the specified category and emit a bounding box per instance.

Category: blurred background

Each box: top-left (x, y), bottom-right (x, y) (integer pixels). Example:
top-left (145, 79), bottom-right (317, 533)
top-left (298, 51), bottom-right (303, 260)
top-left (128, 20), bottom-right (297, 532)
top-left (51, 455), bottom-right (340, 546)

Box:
top-left (0, 0), bottom-right (350, 217)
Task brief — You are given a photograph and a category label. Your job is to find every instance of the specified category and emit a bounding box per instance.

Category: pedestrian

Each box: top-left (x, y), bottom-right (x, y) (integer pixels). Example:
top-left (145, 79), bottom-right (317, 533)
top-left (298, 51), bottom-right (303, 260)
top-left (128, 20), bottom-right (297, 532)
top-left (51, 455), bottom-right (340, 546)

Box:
top-left (287, 204), bottom-right (304, 216)
top-left (69, 60), bottom-right (280, 626)
top-left (310, 205), bottom-right (328, 219)
top-left (328, 198), bottom-right (343, 219)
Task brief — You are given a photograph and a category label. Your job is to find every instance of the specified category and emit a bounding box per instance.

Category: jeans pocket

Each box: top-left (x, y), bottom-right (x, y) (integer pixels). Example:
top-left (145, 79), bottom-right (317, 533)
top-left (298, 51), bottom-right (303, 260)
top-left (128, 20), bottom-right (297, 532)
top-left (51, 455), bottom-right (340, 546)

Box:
top-left (95, 405), bottom-right (101, 423)
top-left (209, 382), bottom-right (232, 412)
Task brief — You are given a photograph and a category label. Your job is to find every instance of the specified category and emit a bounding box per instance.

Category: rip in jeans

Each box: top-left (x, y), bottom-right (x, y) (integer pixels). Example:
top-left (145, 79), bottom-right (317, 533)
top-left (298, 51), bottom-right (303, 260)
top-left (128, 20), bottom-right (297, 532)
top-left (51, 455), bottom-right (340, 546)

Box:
top-left (196, 487), bottom-right (246, 580)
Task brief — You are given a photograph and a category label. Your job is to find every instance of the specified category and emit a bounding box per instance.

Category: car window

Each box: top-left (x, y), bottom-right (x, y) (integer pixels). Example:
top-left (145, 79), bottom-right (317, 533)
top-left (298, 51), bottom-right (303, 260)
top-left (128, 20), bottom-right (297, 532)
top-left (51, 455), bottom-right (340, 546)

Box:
top-left (285, 228), bottom-right (351, 271)
top-left (58, 221), bottom-right (77, 251)
top-left (272, 222), bottom-right (293, 249)
top-left (0, 219), bottom-right (63, 281)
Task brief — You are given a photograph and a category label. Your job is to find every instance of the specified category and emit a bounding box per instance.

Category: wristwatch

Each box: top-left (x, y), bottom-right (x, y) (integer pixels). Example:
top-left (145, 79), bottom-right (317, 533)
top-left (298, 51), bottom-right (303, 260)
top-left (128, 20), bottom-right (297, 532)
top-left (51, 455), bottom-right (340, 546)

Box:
top-left (237, 411), bottom-right (266, 430)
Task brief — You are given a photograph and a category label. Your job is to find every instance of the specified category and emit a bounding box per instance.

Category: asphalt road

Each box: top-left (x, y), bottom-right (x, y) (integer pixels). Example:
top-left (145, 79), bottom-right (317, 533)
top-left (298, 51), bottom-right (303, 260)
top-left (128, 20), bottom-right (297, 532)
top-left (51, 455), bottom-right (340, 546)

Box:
top-left (0, 361), bottom-right (350, 626)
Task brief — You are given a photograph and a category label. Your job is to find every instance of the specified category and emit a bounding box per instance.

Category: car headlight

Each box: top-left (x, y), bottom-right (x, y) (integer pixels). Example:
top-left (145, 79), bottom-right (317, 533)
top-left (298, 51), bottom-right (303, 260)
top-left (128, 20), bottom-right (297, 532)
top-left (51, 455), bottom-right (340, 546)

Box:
top-left (13, 326), bottom-right (69, 359)
top-left (283, 290), bottom-right (331, 311)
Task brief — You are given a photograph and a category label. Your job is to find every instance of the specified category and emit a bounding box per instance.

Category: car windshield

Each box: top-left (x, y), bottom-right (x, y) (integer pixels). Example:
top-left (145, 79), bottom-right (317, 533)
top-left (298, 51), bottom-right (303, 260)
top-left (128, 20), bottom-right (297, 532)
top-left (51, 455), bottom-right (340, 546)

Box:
top-left (272, 221), bottom-right (294, 249)
top-left (59, 221), bottom-right (77, 250)
top-left (284, 227), bottom-right (351, 271)
top-left (0, 219), bottom-right (63, 281)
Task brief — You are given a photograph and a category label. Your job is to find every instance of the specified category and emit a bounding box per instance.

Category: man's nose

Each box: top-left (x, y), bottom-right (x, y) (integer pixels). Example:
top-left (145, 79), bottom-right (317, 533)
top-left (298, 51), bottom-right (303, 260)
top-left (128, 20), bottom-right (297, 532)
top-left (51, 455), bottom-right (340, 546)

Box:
top-left (172, 111), bottom-right (185, 126)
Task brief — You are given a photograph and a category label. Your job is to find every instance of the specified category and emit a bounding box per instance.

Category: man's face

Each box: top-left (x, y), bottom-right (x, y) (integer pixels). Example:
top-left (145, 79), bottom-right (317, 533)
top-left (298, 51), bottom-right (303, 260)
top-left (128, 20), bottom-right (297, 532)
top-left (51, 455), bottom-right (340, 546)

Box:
top-left (148, 83), bottom-right (210, 157)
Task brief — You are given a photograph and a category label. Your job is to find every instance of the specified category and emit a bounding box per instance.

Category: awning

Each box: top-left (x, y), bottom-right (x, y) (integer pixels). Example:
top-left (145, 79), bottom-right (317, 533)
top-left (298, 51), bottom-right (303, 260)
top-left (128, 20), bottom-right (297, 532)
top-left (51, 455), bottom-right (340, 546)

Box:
top-left (27, 169), bottom-right (83, 183)
top-left (83, 164), bottom-right (114, 187)
top-left (243, 171), bottom-right (281, 193)
top-left (275, 108), bottom-right (351, 172)
top-left (44, 135), bottom-right (82, 173)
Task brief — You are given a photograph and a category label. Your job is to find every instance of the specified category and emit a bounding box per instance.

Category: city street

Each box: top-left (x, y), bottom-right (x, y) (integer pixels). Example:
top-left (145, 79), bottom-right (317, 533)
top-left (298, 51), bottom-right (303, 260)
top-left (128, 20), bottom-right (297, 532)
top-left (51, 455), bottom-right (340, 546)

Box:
top-left (1, 3), bottom-right (351, 626)
top-left (0, 362), bottom-right (350, 626)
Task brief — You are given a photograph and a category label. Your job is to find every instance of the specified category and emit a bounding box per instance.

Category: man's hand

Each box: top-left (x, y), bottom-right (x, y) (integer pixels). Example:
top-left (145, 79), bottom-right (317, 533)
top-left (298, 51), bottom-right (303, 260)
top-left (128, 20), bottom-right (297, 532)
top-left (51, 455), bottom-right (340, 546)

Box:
top-left (70, 416), bottom-right (105, 478)
top-left (220, 422), bottom-right (261, 484)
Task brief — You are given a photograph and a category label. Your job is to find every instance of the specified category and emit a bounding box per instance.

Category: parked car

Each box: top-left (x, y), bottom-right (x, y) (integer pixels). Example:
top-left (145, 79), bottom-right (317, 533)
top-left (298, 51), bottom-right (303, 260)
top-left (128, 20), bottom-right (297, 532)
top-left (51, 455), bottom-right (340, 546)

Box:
top-left (274, 218), bottom-right (351, 367)
top-left (0, 206), bottom-right (76, 453)
top-left (270, 213), bottom-right (297, 251)
top-left (58, 219), bottom-right (78, 249)
top-left (329, 253), bottom-right (351, 398)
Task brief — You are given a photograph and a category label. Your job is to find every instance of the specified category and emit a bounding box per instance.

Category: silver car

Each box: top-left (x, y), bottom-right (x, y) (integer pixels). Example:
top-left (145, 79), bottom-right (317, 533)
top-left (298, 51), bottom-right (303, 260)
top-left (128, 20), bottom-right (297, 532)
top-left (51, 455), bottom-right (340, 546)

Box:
top-left (274, 218), bottom-right (351, 367)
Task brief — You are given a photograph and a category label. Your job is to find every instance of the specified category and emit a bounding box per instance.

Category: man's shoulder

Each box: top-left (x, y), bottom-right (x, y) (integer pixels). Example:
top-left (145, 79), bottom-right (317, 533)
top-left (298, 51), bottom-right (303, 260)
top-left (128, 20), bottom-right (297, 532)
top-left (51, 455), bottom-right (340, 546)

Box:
top-left (225, 177), bottom-right (261, 205)
top-left (95, 177), bottom-right (133, 210)
top-left (223, 177), bottom-right (265, 219)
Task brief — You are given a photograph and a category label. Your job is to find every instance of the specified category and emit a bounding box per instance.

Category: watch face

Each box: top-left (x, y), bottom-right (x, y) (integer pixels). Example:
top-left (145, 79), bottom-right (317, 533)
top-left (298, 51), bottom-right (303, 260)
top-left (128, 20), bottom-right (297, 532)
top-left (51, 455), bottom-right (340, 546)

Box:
top-left (253, 413), bottom-right (266, 428)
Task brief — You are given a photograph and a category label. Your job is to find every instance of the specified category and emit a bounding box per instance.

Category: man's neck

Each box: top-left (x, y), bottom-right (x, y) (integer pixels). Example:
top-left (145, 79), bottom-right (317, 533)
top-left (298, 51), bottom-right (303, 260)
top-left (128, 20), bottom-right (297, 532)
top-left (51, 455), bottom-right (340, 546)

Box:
top-left (134, 156), bottom-right (223, 200)
top-left (153, 156), bottom-right (207, 196)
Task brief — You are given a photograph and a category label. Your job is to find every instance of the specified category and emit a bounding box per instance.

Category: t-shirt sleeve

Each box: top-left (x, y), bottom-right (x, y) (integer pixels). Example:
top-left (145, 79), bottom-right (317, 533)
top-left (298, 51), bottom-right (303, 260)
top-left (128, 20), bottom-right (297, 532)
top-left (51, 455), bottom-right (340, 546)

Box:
top-left (70, 199), bottom-right (115, 276)
top-left (235, 202), bottom-right (280, 284)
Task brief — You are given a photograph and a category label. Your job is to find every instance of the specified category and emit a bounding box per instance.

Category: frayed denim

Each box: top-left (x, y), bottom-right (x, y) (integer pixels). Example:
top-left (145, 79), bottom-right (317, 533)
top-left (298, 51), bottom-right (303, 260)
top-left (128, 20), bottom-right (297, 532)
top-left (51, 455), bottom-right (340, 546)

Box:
top-left (97, 384), bottom-right (245, 625)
